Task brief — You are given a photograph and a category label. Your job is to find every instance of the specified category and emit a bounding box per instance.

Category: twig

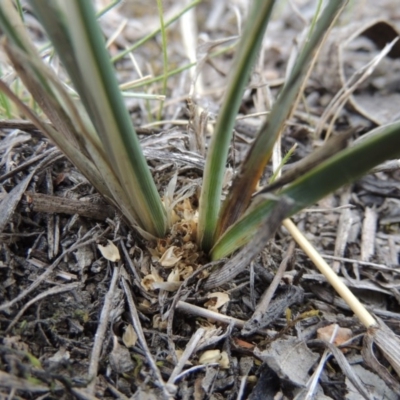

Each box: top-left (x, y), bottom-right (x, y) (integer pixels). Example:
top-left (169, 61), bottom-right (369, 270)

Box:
top-left (26, 191), bottom-right (115, 220)
top-left (0, 148), bottom-right (60, 183)
top-left (87, 266), bottom-right (120, 395)
top-left (173, 364), bottom-right (219, 383)
top-left (176, 300), bottom-right (245, 328)
top-left (168, 328), bottom-right (205, 384)
top-left (121, 277), bottom-right (174, 399)
top-left (72, 388), bottom-right (101, 400)
top-left (305, 325), bottom-right (339, 400)
top-left (0, 119), bottom-right (41, 131)
top-left (5, 282), bottom-right (81, 333)
top-left (0, 227), bottom-right (104, 312)
top-left (309, 339), bottom-right (373, 399)
top-left (283, 218), bottom-right (376, 328)
top-left (319, 254), bottom-right (397, 272)
top-left (242, 241), bottom-right (295, 334)
top-left (167, 260), bottom-right (223, 365)
top-left (316, 38), bottom-right (398, 138)
top-left (106, 383), bottom-right (130, 400)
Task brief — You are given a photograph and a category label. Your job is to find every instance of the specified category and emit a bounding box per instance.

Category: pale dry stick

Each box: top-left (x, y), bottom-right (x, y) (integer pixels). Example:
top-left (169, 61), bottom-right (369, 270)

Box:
top-left (140, 119), bottom-right (188, 128)
top-left (173, 364), bottom-right (219, 383)
top-left (121, 277), bottom-right (174, 399)
top-left (310, 339), bottom-right (373, 398)
top-left (305, 204), bottom-right (354, 213)
top-left (166, 260), bottom-right (224, 366)
top-left (316, 39), bottom-right (398, 139)
top-left (332, 191), bottom-right (352, 273)
top-left (119, 75), bottom-right (152, 91)
top-left (0, 227), bottom-right (104, 312)
top-left (86, 266), bottom-right (120, 395)
top-left (5, 282), bottom-right (81, 333)
top-left (180, 0), bottom-right (204, 95)
top-left (106, 383), bottom-right (130, 400)
top-left (305, 324), bottom-right (339, 400)
top-left (283, 218), bottom-right (376, 328)
top-left (168, 328), bottom-right (205, 385)
top-left (236, 357), bottom-right (253, 400)
top-left (176, 300), bottom-right (245, 328)
top-left (0, 118), bottom-right (41, 131)
top-left (0, 147), bottom-right (60, 183)
top-left (320, 254), bottom-right (398, 272)
top-left (105, 18), bottom-right (127, 49)
top-left (71, 388), bottom-right (101, 400)
top-left (372, 159), bottom-right (400, 173)
top-left (235, 111), bottom-right (270, 120)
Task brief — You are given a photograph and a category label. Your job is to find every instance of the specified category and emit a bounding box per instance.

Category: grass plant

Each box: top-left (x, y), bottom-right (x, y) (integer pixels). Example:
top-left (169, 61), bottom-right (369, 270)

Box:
top-left (1, 0), bottom-right (400, 377)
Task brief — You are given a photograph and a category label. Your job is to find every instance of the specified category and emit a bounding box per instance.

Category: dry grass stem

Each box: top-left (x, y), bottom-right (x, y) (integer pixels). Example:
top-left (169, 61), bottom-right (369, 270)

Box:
top-left (176, 300), bottom-right (245, 328)
top-left (283, 218), bottom-right (376, 328)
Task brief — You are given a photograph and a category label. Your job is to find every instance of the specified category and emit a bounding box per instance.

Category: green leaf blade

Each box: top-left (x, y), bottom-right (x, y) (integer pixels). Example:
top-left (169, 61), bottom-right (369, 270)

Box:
top-left (211, 121), bottom-right (400, 260)
top-left (216, 0), bottom-right (348, 239)
top-left (32, 0), bottom-right (167, 236)
top-left (197, 0), bottom-right (276, 251)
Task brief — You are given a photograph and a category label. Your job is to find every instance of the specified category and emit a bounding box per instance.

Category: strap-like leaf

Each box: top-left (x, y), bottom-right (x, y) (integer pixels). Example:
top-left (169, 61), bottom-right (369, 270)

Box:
top-left (216, 0), bottom-right (348, 239)
top-left (211, 121), bottom-right (400, 260)
top-left (29, 0), bottom-right (167, 236)
top-left (197, 0), bottom-right (276, 251)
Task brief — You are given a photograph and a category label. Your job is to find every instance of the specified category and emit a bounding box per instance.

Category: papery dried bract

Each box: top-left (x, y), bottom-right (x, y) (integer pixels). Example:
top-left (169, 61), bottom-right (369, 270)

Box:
top-left (204, 292), bottom-right (230, 312)
top-left (122, 324), bottom-right (137, 348)
top-left (198, 349), bottom-right (230, 369)
top-left (97, 240), bottom-right (120, 262)
top-left (141, 266), bottom-right (163, 291)
top-left (159, 246), bottom-right (182, 268)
